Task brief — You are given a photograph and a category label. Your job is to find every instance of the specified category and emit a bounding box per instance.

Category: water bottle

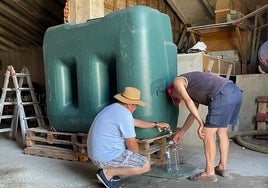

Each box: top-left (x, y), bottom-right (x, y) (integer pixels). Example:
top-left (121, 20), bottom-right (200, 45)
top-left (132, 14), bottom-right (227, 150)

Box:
top-left (165, 141), bottom-right (180, 174)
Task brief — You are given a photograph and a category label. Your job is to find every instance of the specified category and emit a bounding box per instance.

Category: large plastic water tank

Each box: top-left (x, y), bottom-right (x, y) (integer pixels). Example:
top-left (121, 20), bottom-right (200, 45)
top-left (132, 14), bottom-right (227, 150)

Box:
top-left (43, 6), bottom-right (178, 139)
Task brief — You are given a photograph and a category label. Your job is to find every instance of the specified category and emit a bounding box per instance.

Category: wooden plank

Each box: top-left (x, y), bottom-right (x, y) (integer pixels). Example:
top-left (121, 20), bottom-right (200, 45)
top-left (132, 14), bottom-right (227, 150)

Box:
top-left (257, 122), bottom-right (267, 130)
top-left (137, 133), bottom-right (174, 165)
top-left (177, 26), bottom-right (187, 49)
top-left (154, 137), bottom-right (167, 159)
top-left (256, 113), bottom-right (268, 122)
top-left (256, 96), bottom-right (268, 103)
top-left (24, 127), bottom-right (88, 161)
top-left (137, 133), bottom-right (172, 144)
top-left (187, 22), bottom-right (234, 33)
top-left (256, 97), bottom-right (268, 130)
top-left (257, 103), bottom-right (267, 113)
top-left (215, 9), bottom-right (230, 23)
top-left (24, 145), bottom-right (78, 161)
top-left (26, 128), bottom-right (79, 147)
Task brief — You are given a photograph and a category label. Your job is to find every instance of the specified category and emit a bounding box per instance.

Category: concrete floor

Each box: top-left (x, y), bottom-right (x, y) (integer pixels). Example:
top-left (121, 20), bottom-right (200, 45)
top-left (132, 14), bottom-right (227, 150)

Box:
top-left (0, 132), bottom-right (267, 188)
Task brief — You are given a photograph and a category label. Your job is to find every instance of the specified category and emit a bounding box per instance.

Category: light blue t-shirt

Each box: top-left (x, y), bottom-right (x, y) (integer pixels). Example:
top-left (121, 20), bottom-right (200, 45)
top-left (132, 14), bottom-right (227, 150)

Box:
top-left (87, 103), bottom-right (136, 162)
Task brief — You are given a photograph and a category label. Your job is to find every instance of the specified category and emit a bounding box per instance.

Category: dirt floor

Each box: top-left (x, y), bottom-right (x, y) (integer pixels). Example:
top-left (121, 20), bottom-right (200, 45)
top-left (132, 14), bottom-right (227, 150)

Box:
top-left (0, 132), bottom-right (267, 188)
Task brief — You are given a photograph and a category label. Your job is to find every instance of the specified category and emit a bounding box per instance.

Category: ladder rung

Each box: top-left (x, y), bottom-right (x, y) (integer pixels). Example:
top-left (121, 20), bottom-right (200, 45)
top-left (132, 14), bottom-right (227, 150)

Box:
top-left (3, 88), bottom-right (34, 91)
top-left (0, 115), bottom-right (13, 119)
top-left (3, 102), bottom-right (17, 105)
top-left (15, 73), bottom-right (31, 77)
top-left (5, 88), bottom-right (16, 91)
top-left (2, 102), bottom-right (39, 105)
top-left (21, 102), bottom-right (39, 105)
top-left (24, 116), bottom-right (44, 120)
top-left (19, 88), bottom-right (34, 91)
top-left (0, 128), bottom-right (12, 133)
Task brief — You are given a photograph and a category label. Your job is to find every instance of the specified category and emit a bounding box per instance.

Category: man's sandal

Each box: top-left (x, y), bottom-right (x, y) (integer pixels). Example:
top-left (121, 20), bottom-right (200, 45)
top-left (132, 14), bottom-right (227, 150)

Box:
top-left (189, 173), bottom-right (217, 182)
top-left (215, 166), bottom-right (228, 177)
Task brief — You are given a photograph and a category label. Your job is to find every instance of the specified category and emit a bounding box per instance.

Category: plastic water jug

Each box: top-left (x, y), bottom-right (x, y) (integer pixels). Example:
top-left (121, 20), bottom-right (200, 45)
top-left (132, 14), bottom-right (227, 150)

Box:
top-left (165, 141), bottom-right (180, 174)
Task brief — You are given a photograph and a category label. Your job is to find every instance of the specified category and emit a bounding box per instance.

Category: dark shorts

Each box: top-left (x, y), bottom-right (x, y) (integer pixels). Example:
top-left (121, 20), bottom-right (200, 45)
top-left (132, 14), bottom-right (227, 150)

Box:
top-left (205, 83), bottom-right (242, 128)
top-left (91, 150), bottom-right (147, 169)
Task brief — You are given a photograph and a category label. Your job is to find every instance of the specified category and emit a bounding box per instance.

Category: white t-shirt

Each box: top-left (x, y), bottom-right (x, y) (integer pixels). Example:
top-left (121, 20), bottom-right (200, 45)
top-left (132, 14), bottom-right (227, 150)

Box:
top-left (87, 103), bottom-right (136, 162)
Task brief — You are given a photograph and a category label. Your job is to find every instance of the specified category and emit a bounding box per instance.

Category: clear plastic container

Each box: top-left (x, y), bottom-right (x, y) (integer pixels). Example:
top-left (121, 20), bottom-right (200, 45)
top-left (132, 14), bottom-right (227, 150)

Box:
top-left (165, 141), bottom-right (180, 174)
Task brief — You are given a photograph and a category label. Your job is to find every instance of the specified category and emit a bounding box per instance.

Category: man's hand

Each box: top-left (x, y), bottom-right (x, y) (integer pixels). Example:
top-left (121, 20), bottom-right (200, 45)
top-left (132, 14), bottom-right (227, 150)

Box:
top-left (156, 122), bottom-right (170, 130)
top-left (198, 125), bottom-right (205, 140)
top-left (172, 131), bottom-right (184, 144)
top-left (125, 137), bottom-right (139, 153)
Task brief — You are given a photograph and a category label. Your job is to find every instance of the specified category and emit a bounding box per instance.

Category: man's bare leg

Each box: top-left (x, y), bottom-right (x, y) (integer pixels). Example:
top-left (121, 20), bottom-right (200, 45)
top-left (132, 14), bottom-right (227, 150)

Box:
top-left (202, 127), bottom-right (218, 175)
top-left (216, 127), bottom-right (229, 171)
top-left (102, 161), bottom-right (151, 180)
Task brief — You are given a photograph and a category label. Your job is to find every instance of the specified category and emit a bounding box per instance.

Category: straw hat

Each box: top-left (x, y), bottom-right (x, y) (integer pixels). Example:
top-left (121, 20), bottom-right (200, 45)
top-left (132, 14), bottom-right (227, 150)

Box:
top-left (114, 87), bottom-right (145, 106)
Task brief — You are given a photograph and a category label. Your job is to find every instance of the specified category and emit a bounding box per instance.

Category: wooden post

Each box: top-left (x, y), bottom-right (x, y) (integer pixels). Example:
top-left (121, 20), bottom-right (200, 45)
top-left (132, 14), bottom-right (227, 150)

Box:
top-left (65, 0), bottom-right (104, 24)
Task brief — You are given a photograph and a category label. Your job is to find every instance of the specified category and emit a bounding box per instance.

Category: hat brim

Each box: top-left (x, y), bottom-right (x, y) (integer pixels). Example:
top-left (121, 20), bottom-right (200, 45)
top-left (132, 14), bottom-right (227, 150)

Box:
top-left (167, 83), bottom-right (181, 105)
top-left (114, 94), bottom-right (145, 106)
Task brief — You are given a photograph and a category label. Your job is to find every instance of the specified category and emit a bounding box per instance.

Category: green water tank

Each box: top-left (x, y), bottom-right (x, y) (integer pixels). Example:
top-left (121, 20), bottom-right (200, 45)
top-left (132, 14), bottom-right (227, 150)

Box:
top-left (43, 5), bottom-right (178, 139)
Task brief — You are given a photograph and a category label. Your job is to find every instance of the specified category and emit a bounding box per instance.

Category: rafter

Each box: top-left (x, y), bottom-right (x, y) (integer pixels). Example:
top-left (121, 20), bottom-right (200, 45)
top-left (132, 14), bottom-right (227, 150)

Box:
top-left (200, 0), bottom-right (214, 18)
top-left (166, 0), bottom-right (189, 25)
top-left (0, 0), bottom-right (65, 50)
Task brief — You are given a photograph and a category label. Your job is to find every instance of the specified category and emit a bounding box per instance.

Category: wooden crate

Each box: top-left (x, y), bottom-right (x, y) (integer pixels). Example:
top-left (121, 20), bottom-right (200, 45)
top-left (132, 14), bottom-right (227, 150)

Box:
top-left (177, 52), bottom-right (239, 76)
top-left (137, 133), bottom-right (173, 165)
top-left (24, 127), bottom-right (88, 161)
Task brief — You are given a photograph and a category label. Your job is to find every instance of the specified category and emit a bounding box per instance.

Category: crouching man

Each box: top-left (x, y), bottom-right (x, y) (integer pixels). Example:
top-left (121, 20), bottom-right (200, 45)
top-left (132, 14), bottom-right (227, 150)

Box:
top-left (87, 87), bottom-right (170, 188)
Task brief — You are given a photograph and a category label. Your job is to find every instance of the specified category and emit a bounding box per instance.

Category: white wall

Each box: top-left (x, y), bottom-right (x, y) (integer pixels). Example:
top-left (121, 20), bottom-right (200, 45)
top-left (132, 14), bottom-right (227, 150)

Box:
top-left (0, 47), bottom-right (45, 90)
top-left (236, 74), bottom-right (268, 131)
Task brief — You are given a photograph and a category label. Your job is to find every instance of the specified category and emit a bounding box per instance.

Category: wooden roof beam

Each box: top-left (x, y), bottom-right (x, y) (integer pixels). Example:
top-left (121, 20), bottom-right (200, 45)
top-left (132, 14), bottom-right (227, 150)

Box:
top-left (232, 4), bottom-right (268, 26)
top-left (2, 0), bottom-right (48, 31)
top-left (32, 0), bottom-right (64, 24)
top-left (0, 36), bottom-right (18, 49)
top-left (0, 1), bottom-right (43, 40)
top-left (166, 0), bottom-right (189, 25)
top-left (0, 44), bottom-right (9, 52)
top-left (0, 28), bottom-right (33, 47)
top-left (0, 17), bottom-right (41, 46)
top-left (200, 0), bottom-right (214, 19)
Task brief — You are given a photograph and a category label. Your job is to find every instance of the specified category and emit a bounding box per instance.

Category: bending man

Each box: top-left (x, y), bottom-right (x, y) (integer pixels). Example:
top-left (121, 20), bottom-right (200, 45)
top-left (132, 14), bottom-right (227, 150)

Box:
top-left (167, 71), bottom-right (242, 182)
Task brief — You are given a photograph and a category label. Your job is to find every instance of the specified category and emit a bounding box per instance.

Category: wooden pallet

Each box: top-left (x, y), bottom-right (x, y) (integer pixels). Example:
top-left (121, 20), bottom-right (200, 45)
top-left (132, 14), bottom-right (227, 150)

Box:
top-left (24, 127), bottom-right (176, 164)
top-left (24, 127), bottom-right (88, 161)
top-left (137, 133), bottom-right (173, 165)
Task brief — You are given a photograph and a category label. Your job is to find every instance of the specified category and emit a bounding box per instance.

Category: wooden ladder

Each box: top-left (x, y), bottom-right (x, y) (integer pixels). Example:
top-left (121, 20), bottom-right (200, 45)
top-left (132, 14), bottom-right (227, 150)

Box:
top-left (0, 65), bottom-right (45, 144)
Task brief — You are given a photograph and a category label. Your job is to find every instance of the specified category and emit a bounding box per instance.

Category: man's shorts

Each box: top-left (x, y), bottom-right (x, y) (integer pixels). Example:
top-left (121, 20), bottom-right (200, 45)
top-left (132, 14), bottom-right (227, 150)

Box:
top-left (91, 150), bottom-right (147, 169)
top-left (205, 82), bottom-right (242, 128)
